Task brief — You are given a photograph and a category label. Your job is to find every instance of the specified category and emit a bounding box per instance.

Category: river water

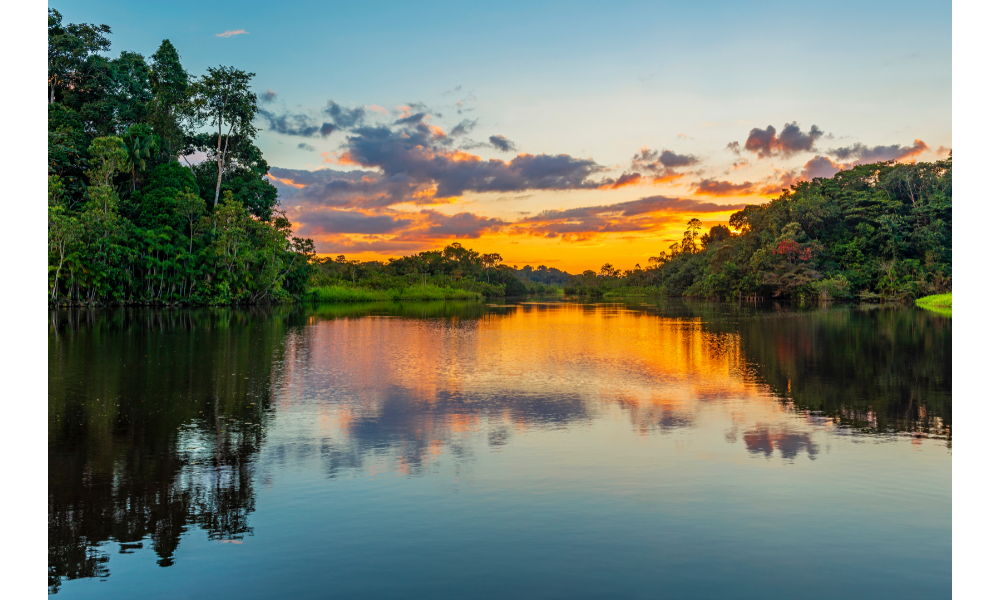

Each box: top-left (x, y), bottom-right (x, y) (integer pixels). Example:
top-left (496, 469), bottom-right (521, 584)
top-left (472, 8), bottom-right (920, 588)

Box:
top-left (48, 300), bottom-right (951, 598)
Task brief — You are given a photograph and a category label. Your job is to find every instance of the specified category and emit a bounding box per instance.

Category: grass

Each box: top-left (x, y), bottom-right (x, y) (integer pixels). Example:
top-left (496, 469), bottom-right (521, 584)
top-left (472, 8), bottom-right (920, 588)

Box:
top-left (915, 292), bottom-right (952, 316)
top-left (602, 286), bottom-right (662, 298)
top-left (307, 284), bottom-right (481, 302)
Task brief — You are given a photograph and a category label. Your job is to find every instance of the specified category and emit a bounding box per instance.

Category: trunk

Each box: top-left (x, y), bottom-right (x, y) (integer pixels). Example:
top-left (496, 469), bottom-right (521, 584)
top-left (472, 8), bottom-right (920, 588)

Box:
top-left (214, 153), bottom-right (223, 209)
top-left (213, 116), bottom-right (234, 210)
top-left (181, 155), bottom-right (197, 179)
top-left (52, 252), bottom-right (65, 301)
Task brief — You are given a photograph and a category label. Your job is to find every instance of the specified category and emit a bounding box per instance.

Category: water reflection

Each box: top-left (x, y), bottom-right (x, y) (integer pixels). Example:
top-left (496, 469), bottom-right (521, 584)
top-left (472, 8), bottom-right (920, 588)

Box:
top-left (48, 300), bottom-right (951, 594)
top-left (48, 308), bottom-right (300, 593)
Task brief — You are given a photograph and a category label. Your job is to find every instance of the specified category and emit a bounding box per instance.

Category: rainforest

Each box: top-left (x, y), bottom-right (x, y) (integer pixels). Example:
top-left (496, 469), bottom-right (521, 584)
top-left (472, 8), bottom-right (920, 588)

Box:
top-left (48, 9), bottom-right (951, 305)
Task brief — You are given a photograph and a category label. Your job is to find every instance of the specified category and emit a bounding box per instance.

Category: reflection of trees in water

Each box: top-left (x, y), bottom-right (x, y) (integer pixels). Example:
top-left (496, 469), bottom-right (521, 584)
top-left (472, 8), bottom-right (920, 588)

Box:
top-left (680, 300), bottom-right (951, 439)
top-left (48, 301), bottom-right (952, 591)
top-left (48, 308), bottom-right (301, 593)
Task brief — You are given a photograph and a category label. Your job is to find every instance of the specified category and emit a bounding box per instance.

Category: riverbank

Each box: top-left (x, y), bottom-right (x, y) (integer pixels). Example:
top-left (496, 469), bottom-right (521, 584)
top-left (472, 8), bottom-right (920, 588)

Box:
top-left (915, 293), bottom-right (952, 316)
top-left (306, 284), bottom-right (482, 302)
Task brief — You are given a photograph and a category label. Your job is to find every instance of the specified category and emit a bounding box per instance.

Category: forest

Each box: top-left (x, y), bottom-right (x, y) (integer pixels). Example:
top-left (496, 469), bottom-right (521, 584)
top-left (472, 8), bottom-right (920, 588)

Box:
top-left (47, 9), bottom-right (314, 305)
top-left (48, 9), bottom-right (951, 305)
top-left (564, 157), bottom-right (952, 302)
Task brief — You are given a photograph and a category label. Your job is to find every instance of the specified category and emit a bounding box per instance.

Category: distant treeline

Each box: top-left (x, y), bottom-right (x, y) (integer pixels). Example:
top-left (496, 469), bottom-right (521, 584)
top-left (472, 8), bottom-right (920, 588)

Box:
top-left (566, 158), bottom-right (952, 301)
top-left (312, 244), bottom-right (564, 298)
top-left (47, 9), bottom-right (314, 306)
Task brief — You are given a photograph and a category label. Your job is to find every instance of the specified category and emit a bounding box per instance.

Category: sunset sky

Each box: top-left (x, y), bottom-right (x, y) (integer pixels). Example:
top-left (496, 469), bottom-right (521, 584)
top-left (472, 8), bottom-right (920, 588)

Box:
top-left (58, 0), bottom-right (952, 272)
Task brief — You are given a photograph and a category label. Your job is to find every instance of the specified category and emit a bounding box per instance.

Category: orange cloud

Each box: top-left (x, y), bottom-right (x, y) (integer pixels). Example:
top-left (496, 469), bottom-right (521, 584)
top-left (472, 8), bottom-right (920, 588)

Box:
top-left (215, 29), bottom-right (248, 38)
top-left (692, 180), bottom-right (757, 197)
top-left (601, 172), bottom-right (644, 190)
top-left (266, 172), bottom-right (305, 189)
top-left (321, 151), bottom-right (360, 166)
top-left (652, 172), bottom-right (685, 185)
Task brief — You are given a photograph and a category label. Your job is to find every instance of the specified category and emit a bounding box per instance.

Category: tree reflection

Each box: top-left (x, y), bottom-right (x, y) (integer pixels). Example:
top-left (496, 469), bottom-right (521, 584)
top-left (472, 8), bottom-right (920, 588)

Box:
top-left (48, 300), bottom-right (951, 592)
top-left (48, 308), bottom-right (302, 593)
top-left (682, 300), bottom-right (951, 439)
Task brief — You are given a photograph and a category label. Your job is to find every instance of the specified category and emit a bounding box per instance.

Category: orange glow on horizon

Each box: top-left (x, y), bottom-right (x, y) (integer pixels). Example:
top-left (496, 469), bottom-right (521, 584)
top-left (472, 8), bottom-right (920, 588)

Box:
top-left (308, 213), bottom-right (739, 273)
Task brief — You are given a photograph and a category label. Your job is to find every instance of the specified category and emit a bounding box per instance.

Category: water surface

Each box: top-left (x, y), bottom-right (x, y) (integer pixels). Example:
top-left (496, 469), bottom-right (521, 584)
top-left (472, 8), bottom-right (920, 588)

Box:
top-left (49, 300), bottom-right (951, 598)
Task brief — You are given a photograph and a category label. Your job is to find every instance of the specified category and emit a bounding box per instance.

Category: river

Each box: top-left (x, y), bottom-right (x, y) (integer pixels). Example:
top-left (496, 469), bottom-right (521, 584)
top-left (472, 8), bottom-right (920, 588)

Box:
top-left (48, 299), bottom-right (951, 598)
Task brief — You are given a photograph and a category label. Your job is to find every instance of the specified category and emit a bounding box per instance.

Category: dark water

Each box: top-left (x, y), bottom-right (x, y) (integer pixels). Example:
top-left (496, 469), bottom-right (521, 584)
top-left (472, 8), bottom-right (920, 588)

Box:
top-left (48, 300), bottom-right (951, 599)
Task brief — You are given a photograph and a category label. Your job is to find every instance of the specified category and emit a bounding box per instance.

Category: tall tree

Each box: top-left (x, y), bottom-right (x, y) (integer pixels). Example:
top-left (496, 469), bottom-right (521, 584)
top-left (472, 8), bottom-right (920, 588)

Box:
top-left (149, 40), bottom-right (190, 159)
top-left (48, 9), bottom-right (111, 104)
top-left (188, 66), bottom-right (259, 211)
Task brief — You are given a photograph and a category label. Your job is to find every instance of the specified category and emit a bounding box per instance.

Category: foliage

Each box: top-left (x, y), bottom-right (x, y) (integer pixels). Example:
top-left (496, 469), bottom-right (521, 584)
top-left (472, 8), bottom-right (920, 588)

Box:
top-left (307, 284), bottom-right (482, 302)
top-left (310, 242), bottom-right (519, 298)
top-left (566, 158), bottom-right (952, 302)
top-left (47, 10), bottom-right (311, 306)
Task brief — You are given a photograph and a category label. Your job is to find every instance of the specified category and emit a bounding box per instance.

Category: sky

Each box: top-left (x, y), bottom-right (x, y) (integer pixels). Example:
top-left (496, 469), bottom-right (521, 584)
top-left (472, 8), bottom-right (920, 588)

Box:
top-left (54, 0), bottom-right (952, 272)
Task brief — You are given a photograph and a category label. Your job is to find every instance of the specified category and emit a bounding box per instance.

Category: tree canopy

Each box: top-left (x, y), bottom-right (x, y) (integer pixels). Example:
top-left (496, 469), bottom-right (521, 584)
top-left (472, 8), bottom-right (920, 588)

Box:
top-left (565, 157), bottom-right (952, 302)
top-left (47, 9), bottom-right (311, 305)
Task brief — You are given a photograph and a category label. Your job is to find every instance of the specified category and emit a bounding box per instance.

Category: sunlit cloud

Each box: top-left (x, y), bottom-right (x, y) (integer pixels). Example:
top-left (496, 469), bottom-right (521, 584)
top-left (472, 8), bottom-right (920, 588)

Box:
top-left (829, 139), bottom-right (929, 164)
top-left (215, 29), bottom-right (248, 38)
top-left (692, 179), bottom-right (756, 197)
top-left (258, 99), bottom-right (941, 267)
top-left (744, 122), bottom-right (824, 159)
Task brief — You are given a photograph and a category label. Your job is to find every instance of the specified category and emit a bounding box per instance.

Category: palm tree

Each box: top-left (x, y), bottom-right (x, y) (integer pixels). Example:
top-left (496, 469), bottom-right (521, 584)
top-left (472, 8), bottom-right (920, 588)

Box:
top-left (121, 131), bottom-right (156, 191)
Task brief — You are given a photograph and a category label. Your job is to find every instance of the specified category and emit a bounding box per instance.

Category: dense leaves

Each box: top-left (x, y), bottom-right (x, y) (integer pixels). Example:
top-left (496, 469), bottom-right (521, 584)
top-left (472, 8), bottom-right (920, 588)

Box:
top-left (312, 242), bottom-right (529, 297)
top-left (566, 158), bottom-right (952, 301)
top-left (47, 9), bottom-right (311, 305)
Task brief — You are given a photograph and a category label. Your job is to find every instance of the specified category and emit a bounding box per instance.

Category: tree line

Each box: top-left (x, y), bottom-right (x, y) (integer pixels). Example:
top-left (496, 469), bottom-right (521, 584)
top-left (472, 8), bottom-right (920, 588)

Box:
top-left (313, 243), bottom-right (540, 297)
top-left (48, 9), bottom-right (314, 306)
top-left (565, 157), bottom-right (952, 301)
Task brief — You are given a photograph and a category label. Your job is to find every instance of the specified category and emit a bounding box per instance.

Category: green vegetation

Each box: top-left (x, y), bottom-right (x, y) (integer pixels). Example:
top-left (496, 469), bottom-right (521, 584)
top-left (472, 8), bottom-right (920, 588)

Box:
top-left (567, 158), bottom-right (952, 302)
top-left (915, 293), bottom-right (952, 316)
top-left (308, 284), bottom-right (481, 302)
top-left (310, 243), bottom-right (527, 300)
top-left (47, 7), bottom-right (950, 307)
top-left (47, 9), bottom-right (314, 306)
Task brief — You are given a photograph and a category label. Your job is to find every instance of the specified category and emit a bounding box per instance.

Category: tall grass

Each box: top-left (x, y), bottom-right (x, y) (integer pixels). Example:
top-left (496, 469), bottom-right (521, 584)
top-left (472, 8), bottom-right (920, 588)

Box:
top-left (307, 284), bottom-right (481, 302)
top-left (602, 286), bottom-right (662, 298)
top-left (915, 293), bottom-right (952, 316)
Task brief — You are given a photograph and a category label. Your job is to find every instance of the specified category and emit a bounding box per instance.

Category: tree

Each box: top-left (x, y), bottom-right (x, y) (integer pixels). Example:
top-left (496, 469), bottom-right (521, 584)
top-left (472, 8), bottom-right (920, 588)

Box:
top-left (175, 191), bottom-right (206, 254)
top-left (188, 66), bottom-right (259, 210)
top-left (681, 218), bottom-right (703, 253)
top-left (149, 40), bottom-right (190, 159)
top-left (108, 51), bottom-right (153, 129)
top-left (121, 124), bottom-right (158, 191)
top-left (86, 136), bottom-right (128, 213)
top-left (702, 224), bottom-right (732, 245)
top-left (48, 206), bottom-right (82, 300)
top-left (481, 252), bottom-right (502, 284)
top-left (48, 9), bottom-right (111, 104)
